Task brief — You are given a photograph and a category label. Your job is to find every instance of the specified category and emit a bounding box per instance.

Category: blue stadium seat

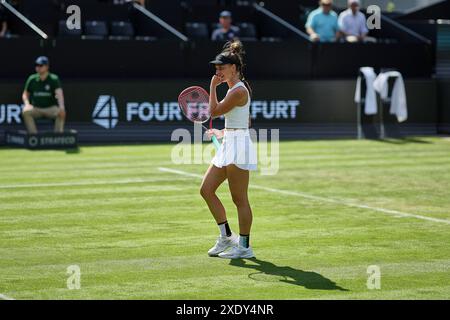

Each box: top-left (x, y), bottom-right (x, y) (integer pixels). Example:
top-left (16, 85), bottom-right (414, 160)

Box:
top-left (135, 35), bottom-right (158, 41)
top-left (83, 20), bottom-right (108, 40)
top-left (185, 22), bottom-right (209, 39)
top-left (109, 21), bottom-right (134, 40)
top-left (238, 22), bottom-right (257, 40)
top-left (58, 20), bottom-right (82, 38)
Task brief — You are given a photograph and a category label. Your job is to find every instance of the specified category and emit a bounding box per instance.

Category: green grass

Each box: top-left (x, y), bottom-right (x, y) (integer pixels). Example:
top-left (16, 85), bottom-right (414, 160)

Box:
top-left (0, 137), bottom-right (449, 300)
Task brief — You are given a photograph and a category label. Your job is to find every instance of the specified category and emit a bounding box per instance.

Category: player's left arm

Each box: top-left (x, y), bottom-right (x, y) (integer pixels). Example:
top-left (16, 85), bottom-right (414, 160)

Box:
top-left (206, 128), bottom-right (225, 140)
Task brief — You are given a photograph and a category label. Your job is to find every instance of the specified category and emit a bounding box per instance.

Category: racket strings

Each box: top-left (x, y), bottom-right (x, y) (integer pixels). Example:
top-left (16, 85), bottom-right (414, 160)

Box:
top-left (178, 87), bottom-right (211, 124)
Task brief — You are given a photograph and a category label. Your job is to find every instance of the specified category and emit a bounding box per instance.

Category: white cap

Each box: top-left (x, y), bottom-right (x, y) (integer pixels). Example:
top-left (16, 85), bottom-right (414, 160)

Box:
top-left (348, 0), bottom-right (360, 5)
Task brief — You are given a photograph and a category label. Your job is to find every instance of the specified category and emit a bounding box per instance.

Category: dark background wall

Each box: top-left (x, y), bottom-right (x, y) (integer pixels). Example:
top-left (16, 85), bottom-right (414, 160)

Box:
top-left (438, 79), bottom-right (450, 134)
top-left (0, 39), bottom-right (433, 80)
top-left (0, 79), bottom-right (439, 144)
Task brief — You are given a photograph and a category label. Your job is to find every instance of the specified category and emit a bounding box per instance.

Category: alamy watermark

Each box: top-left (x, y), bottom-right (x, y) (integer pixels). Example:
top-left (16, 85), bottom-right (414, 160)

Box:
top-left (170, 125), bottom-right (280, 176)
top-left (65, 5), bottom-right (81, 30)
top-left (64, 4), bottom-right (381, 31)
top-left (66, 265), bottom-right (81, 290)
top-left (367, 265), bottom-right (381, 290)
top-left (366, 5), bottom-right (381, 30)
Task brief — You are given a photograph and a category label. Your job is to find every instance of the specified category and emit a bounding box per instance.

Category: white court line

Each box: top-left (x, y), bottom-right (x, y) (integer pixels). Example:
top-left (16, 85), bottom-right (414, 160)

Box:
top-left (158, 167), bottom-right (450, 225)
top-left (0, 293), bottom-right (15, 300)
top-left (0, 177), bottom-right (186, 190)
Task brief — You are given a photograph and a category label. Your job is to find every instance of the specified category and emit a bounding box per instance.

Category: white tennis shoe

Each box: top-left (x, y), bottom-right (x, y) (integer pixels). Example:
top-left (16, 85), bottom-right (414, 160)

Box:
top-left (208, 233), bottom-right (239, 256)
top-left (218, 245), bottom-right (255, 259)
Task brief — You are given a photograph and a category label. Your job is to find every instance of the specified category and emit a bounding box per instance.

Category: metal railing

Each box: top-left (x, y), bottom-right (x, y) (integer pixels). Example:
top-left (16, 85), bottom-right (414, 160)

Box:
top-left (333, 0), bottom-right (444, 12)
top-left (0, 0), bottom-right (48, 39)
top-left (253, 2), bottom-right (310, 41)
top-left (133, 3), bottom-right (188, 42)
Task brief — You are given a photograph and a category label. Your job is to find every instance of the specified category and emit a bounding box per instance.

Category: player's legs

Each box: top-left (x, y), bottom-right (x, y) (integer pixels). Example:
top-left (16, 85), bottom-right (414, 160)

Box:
top-left (22, 104), bottom-right (41, 134)
top-left (226, 164), bottom-right (252, 235)
top-left (200, 164), bottom-right (228, 224)
top-left (201, 164), bottom-right (238, 256)
top-left (218, 164), bottom-right (254, 259)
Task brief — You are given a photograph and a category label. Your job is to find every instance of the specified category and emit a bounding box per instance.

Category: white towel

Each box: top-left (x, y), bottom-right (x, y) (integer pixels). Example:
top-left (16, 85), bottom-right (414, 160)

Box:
top-left (373, 71), bottom-right (408, 123)
top-left (355, 67), bottom-right (377, 115)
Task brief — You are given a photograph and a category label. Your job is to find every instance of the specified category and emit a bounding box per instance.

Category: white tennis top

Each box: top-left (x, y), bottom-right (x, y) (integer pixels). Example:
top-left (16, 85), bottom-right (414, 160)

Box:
top-left (224, 81), bottom-right (250, 129)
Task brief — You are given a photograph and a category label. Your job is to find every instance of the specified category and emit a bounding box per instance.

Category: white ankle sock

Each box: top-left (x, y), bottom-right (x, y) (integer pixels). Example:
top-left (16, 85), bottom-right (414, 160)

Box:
top-left (218, 221), bottom-right (232, 237)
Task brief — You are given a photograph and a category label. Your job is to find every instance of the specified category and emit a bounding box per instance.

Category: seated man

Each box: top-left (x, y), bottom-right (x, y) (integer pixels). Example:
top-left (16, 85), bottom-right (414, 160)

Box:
top-left (22, 56), bottom-right (66, 134)
top-left (305, 0), bottom-right (339, 43)
top-left (211, 10), bottom-right (240, 42)
top-left (338, 0), bottom-right (369, 42)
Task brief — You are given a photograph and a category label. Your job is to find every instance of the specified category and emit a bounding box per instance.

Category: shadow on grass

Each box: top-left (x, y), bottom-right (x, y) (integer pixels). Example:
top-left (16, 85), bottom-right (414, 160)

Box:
top-left (373, 137), bottom-right (433, 145)
top-left (229, 258), bottom-right (349, 291)
top-left (65, 147), bottom-right (81, 154)
top-left (0, 147), bottom-right (81, 154)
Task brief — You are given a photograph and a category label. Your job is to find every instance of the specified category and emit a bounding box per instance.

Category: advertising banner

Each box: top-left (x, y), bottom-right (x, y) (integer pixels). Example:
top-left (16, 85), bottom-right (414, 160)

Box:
top-left (0, 79), bottom-right (437, 144)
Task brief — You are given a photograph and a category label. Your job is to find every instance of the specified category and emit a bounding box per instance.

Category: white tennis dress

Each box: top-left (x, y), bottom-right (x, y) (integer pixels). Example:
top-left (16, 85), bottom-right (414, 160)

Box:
top-left (211, 81), bottom-right (257, 171)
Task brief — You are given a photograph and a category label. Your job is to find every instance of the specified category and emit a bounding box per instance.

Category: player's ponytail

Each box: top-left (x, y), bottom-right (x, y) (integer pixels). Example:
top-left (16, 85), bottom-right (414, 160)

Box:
top-left (225, 39), bottom-right (245, 57)
top-left (222, 40), bottom-right (252, 97)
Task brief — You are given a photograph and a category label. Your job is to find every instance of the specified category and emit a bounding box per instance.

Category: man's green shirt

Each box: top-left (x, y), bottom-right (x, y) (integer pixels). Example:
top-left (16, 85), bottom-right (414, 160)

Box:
top-left (24, 73), bottom-right (61, 108)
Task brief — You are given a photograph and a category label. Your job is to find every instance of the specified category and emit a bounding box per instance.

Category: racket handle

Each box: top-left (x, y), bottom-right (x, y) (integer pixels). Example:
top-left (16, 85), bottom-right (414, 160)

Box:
top-left (211, 135), bottom-right (221, 150)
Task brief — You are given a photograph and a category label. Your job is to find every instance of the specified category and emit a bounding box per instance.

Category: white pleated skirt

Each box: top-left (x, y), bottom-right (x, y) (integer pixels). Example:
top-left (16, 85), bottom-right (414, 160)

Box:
top-left (211, 129), bottom-right (257, 171)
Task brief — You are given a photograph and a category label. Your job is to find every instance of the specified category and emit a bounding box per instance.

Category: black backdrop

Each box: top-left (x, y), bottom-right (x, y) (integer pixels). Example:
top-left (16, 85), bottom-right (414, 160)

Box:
top-left (0, 39), bottom-right (433, 80)
top-left (0, 79), bottom-right (439, 144)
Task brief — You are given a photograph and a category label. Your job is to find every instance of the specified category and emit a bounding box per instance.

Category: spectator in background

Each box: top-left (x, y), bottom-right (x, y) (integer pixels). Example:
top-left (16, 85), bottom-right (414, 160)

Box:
top-left (0, 5), bottom-right (8, 38)
top-left (211, 10), bottom-right (240, 42)
top-left (305, 0), bottom-right (339, 42)
top-left (22, 56), bottom-right (66, 134)
top-left (338, 0), bottom-right (369, 42)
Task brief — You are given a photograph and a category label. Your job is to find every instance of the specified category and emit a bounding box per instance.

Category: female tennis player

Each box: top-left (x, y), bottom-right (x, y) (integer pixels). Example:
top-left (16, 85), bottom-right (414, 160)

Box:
top-left (200, 40), bottom-right (257, 259)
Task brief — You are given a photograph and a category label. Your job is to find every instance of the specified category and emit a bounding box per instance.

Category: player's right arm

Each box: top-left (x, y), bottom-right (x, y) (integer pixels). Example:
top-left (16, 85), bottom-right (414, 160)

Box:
top-left (210, 75), bottom-right (247, 117)
top-left (22, 76), bottom-right (33, 108)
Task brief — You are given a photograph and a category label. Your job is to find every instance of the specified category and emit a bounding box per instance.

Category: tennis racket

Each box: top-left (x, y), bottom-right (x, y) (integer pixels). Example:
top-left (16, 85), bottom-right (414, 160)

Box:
top-left (178, 86), bottom-right (221, 150)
